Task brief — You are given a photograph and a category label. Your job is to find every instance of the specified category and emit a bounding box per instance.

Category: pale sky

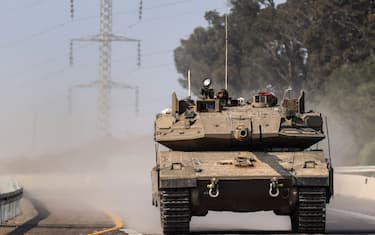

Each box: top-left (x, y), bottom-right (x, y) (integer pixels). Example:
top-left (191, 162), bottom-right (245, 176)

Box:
top-left (0, 0), bottom-right (284, 156)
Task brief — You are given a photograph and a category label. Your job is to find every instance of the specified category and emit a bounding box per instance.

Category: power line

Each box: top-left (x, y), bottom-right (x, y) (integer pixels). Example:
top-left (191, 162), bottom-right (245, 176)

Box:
top-left (115, 0), bottom-right (193, 15)
top-left (2, 0), bottom-right (47, 12)
top-left (71, 0), bottom-right (192, 23)
top-left (126, 10), bottom-right (202, 30)
top-left (2, 43), bottom-right (90, 84)
top-left (0, 0), bottom-right (195, 49)
top-left (12, 65), bottom-right (71, 89)
top-left (0, 23), bottom-right (67, 48)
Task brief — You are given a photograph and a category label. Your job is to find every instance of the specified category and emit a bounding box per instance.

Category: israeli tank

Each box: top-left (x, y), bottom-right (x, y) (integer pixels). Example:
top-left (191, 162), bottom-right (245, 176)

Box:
top-left (151, 78), bottom-right (334, 234)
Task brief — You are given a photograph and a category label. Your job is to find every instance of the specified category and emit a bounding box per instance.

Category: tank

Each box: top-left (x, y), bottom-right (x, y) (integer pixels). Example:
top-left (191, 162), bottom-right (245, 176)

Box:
top-left (151, 78), bottom-right (334, 234)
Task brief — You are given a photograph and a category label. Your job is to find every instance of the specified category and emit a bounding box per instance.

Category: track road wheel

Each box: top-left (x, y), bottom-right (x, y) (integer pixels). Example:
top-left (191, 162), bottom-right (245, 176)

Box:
top-left (291, 187), bottom-right (327, 233)
top-left (160, 189), bottom-right (191, 235)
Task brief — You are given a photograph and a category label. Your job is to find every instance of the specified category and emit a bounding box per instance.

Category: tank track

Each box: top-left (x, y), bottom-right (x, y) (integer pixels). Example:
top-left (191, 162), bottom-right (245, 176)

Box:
top-left (160, 189), bottom-right (191, 235)
top-left (291, 187), bottom-right (327, 233)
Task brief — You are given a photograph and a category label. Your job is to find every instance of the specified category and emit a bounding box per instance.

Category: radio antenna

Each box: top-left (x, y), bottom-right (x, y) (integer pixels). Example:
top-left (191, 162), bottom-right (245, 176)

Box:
top-left (225, 13), bottom-right (228, 91)
top-left (187, 69), bottom-right (191, 98)
top-left (325, 116), bottom-right (333, 166)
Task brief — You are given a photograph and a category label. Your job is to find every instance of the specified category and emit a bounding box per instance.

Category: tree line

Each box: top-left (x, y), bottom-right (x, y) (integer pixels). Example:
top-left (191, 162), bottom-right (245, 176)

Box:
top-left (174, 0), bottom-right (375, 164)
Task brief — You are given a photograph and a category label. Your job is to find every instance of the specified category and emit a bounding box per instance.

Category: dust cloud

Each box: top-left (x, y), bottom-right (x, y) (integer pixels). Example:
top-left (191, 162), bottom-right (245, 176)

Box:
top-left (0, 135), bottom-right (160, 233)
top-left (309, 103), bottom-right (359, 166)
top-left (0, 133), bottom-right (294, 234)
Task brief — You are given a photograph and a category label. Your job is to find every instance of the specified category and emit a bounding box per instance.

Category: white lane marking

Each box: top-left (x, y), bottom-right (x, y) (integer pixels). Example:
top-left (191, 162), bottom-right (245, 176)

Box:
top-left (120, 229), bottom-right (143, 235)
top-left (329, 208), bottom-right (375, 223)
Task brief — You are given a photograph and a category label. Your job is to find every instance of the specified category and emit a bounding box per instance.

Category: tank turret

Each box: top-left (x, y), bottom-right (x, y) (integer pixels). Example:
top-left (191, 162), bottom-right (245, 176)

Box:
top-left (155, 81), bottom-right (325, 151)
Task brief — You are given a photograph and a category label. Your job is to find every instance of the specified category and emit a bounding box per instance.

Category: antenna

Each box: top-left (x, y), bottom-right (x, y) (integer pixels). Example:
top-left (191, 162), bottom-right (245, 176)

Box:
top-left (325, 116), bottom-right (333, 166)
top-left (187, 69), bottom-right (191, 98)
top-left (225, 8), bottom-right (229, 91)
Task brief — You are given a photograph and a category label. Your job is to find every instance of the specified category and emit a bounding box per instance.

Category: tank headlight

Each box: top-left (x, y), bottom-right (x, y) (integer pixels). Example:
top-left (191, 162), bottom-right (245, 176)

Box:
top-left (203, 78), bottom-right (212, 88)
top-left (234, 128), bottom-right (248, 140)
top-left (239, 129), bottom-right (248, 138)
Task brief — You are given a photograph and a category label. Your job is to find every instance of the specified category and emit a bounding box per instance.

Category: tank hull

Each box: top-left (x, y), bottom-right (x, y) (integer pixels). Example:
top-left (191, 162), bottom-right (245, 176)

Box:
top-left (152, 150), bottom-right (333, 234)
top-left (153, 150), bottom-right (332, 210)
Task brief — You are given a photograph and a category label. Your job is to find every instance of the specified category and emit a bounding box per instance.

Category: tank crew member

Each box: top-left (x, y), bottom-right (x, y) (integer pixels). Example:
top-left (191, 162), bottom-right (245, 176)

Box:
top-left (217, 89), bottom-right (229, 106)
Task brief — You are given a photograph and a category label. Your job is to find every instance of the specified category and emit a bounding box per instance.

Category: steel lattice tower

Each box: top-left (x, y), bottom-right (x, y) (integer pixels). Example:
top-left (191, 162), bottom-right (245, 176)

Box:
top-left (69, 0), bottom-right (141, 136)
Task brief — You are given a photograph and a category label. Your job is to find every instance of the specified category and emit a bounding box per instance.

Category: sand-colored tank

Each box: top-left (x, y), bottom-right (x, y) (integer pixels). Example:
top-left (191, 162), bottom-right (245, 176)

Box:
top-left (151, 79), bottom-right (334, 234)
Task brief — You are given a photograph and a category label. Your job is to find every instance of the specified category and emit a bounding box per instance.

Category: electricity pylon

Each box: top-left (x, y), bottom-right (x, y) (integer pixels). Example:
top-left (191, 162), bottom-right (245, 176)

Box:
top-left (69, 0), bottom-right (141, 136)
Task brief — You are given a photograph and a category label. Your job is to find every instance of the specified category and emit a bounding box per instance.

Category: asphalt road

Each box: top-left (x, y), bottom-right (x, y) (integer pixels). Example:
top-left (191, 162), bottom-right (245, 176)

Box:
top-left (1, 194), bottom-right (375, 235)
top-left (187, 195), bottom-right (375, 234)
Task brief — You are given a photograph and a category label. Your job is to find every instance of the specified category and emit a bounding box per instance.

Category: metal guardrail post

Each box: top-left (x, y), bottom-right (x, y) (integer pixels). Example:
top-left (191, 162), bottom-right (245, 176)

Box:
top-left (335, 166), bottom-right (375, 175)
top-left (0, 180), bottom-right (23, 223)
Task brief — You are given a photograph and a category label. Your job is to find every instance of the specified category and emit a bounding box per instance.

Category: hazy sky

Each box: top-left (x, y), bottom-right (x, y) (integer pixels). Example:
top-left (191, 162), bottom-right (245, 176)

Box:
top-left (0, 0), bottom-right (226, 156)
top-left (0, 0), bottom-right (284, 156)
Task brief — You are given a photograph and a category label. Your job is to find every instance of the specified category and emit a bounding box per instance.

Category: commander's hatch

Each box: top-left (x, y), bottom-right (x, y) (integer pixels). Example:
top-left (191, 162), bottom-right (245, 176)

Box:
top-left (251, 91), bottom-right (278, 108)
top-left (196, 99), bottom-right (220, 112)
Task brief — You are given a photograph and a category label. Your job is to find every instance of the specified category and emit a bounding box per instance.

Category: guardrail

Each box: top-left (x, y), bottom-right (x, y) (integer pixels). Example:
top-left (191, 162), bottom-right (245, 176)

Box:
top-left (334, 165), bottom-right (375, 200)
top-left (335, 166), bottom-right (375, 175)
top-left (0, 180), bottom-right (23, 223)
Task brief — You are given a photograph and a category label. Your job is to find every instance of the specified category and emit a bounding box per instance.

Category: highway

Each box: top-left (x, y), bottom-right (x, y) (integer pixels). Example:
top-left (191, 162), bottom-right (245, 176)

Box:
top-left (0, 193), bottom-right (374, 235)
top-left (187, 196), bottom-right (375, 234)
